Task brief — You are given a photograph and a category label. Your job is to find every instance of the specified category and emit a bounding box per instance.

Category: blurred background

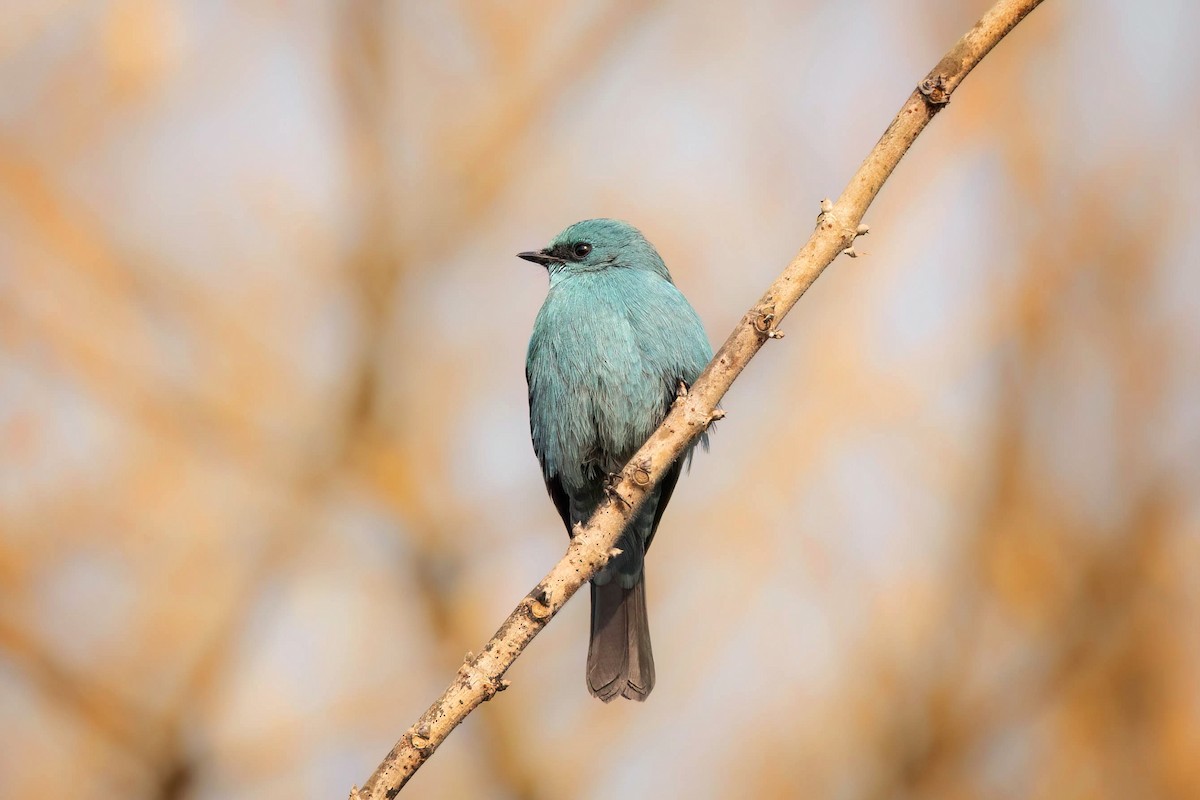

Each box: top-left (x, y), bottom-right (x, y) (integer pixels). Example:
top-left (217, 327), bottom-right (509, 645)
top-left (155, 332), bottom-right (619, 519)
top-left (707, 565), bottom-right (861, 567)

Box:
top-left (2, 1), bottom-right (1198, 798)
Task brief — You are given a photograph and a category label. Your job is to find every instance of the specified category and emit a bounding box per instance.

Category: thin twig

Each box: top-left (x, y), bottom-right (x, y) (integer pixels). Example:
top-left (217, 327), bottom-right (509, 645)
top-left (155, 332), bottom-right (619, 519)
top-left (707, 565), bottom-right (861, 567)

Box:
top-left (353, 0), bottom-right (1047, 795)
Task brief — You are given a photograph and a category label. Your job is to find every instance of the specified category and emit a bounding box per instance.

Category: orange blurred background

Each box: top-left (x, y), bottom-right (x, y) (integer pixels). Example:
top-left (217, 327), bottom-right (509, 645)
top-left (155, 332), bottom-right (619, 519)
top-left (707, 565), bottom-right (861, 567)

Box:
top-left (3, 2), bottom-right (1199, 798)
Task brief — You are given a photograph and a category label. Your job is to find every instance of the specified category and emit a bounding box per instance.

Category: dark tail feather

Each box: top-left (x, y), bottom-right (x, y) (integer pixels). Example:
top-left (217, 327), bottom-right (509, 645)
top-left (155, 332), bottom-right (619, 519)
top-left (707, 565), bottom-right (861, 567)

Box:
top-left (587, 579), bottom-right (655, 702)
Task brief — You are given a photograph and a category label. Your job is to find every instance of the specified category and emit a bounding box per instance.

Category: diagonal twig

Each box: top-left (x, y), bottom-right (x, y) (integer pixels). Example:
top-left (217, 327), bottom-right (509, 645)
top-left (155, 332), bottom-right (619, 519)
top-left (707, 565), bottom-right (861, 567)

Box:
top-left (353, 1), bottom-right (1048, 796)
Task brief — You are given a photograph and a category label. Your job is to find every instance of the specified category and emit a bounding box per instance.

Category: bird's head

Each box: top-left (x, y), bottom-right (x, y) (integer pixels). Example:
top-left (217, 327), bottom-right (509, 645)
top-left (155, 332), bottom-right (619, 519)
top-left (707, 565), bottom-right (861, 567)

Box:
top-left (518, 219), bottom-right (671, 282)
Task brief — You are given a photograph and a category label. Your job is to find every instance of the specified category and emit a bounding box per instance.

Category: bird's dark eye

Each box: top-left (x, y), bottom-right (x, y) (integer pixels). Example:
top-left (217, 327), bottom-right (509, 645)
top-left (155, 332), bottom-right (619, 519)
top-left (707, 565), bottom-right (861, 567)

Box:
top-left (572, 242), bottom-right (592, 259)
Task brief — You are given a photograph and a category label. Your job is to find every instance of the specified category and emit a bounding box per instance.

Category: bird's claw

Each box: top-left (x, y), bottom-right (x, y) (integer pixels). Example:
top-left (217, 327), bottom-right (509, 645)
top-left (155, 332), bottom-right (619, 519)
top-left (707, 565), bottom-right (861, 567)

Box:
top-left (603, 472), bottom-right (631, 508)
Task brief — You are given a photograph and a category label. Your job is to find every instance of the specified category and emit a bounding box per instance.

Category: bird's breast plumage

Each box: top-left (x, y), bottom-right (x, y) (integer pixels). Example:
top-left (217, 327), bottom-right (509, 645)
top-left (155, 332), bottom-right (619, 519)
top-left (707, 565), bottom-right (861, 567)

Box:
top-left (526, 267), bottom-right (711, 491)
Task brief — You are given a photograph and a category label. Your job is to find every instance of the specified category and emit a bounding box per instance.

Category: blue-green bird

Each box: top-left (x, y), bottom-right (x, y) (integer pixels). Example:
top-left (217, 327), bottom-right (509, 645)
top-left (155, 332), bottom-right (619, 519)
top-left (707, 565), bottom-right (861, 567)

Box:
top-left (521, 219), bottom-right (712, 702)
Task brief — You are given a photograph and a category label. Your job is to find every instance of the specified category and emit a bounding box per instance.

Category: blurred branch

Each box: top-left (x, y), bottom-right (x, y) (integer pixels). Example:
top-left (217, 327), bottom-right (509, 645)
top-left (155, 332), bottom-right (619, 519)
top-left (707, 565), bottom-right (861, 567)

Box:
top-left (353, 0), bottom-right (1047, 796)
top-left (0, 616), bottom-right (164, 757)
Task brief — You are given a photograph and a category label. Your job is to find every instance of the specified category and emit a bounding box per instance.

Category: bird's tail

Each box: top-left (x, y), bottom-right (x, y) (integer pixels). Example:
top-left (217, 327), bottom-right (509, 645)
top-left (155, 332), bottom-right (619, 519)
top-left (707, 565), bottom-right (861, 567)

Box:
top-left (587, 577), bottom-right (655, 702)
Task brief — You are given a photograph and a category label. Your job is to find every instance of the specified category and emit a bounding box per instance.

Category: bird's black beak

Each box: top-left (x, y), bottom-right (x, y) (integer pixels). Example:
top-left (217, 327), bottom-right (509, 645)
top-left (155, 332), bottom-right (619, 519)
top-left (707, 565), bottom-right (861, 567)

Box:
top-left (517, 249), bottom-right (563, 267)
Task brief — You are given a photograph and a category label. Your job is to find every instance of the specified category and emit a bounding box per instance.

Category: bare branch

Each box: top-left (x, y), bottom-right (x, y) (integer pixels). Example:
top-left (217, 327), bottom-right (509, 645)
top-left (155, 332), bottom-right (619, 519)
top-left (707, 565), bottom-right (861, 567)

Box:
top-left (353, 0), bottom-right (1047, 796)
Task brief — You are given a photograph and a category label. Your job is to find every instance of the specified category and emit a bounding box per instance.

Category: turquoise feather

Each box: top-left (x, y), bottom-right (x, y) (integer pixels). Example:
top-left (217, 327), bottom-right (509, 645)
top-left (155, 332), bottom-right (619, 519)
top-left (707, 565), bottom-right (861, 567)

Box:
top-left (522, 218), bottom-right (712, 701)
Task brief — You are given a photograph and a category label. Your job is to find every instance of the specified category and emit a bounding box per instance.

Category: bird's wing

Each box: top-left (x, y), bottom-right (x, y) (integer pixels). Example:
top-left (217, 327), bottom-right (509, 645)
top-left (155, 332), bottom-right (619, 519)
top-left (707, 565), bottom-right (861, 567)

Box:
top-left (644, 458), bottom-right (683, 555)
top-left (543, 474), bottom-right (573, 536)
top-left (528, 364), bottom-right (574, 536)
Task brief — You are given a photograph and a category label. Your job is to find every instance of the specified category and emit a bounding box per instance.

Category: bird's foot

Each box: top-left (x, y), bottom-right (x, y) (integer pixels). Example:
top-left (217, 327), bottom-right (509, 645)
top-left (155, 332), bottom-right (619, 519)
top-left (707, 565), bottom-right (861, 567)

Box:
top-left (603, 472), bottom-right (631, 508)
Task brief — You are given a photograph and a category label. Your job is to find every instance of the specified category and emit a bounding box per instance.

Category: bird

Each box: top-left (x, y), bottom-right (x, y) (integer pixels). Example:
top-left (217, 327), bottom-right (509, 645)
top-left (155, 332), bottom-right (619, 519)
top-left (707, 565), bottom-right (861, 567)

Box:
top-left (521, 218), bottom-right (712, 702)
